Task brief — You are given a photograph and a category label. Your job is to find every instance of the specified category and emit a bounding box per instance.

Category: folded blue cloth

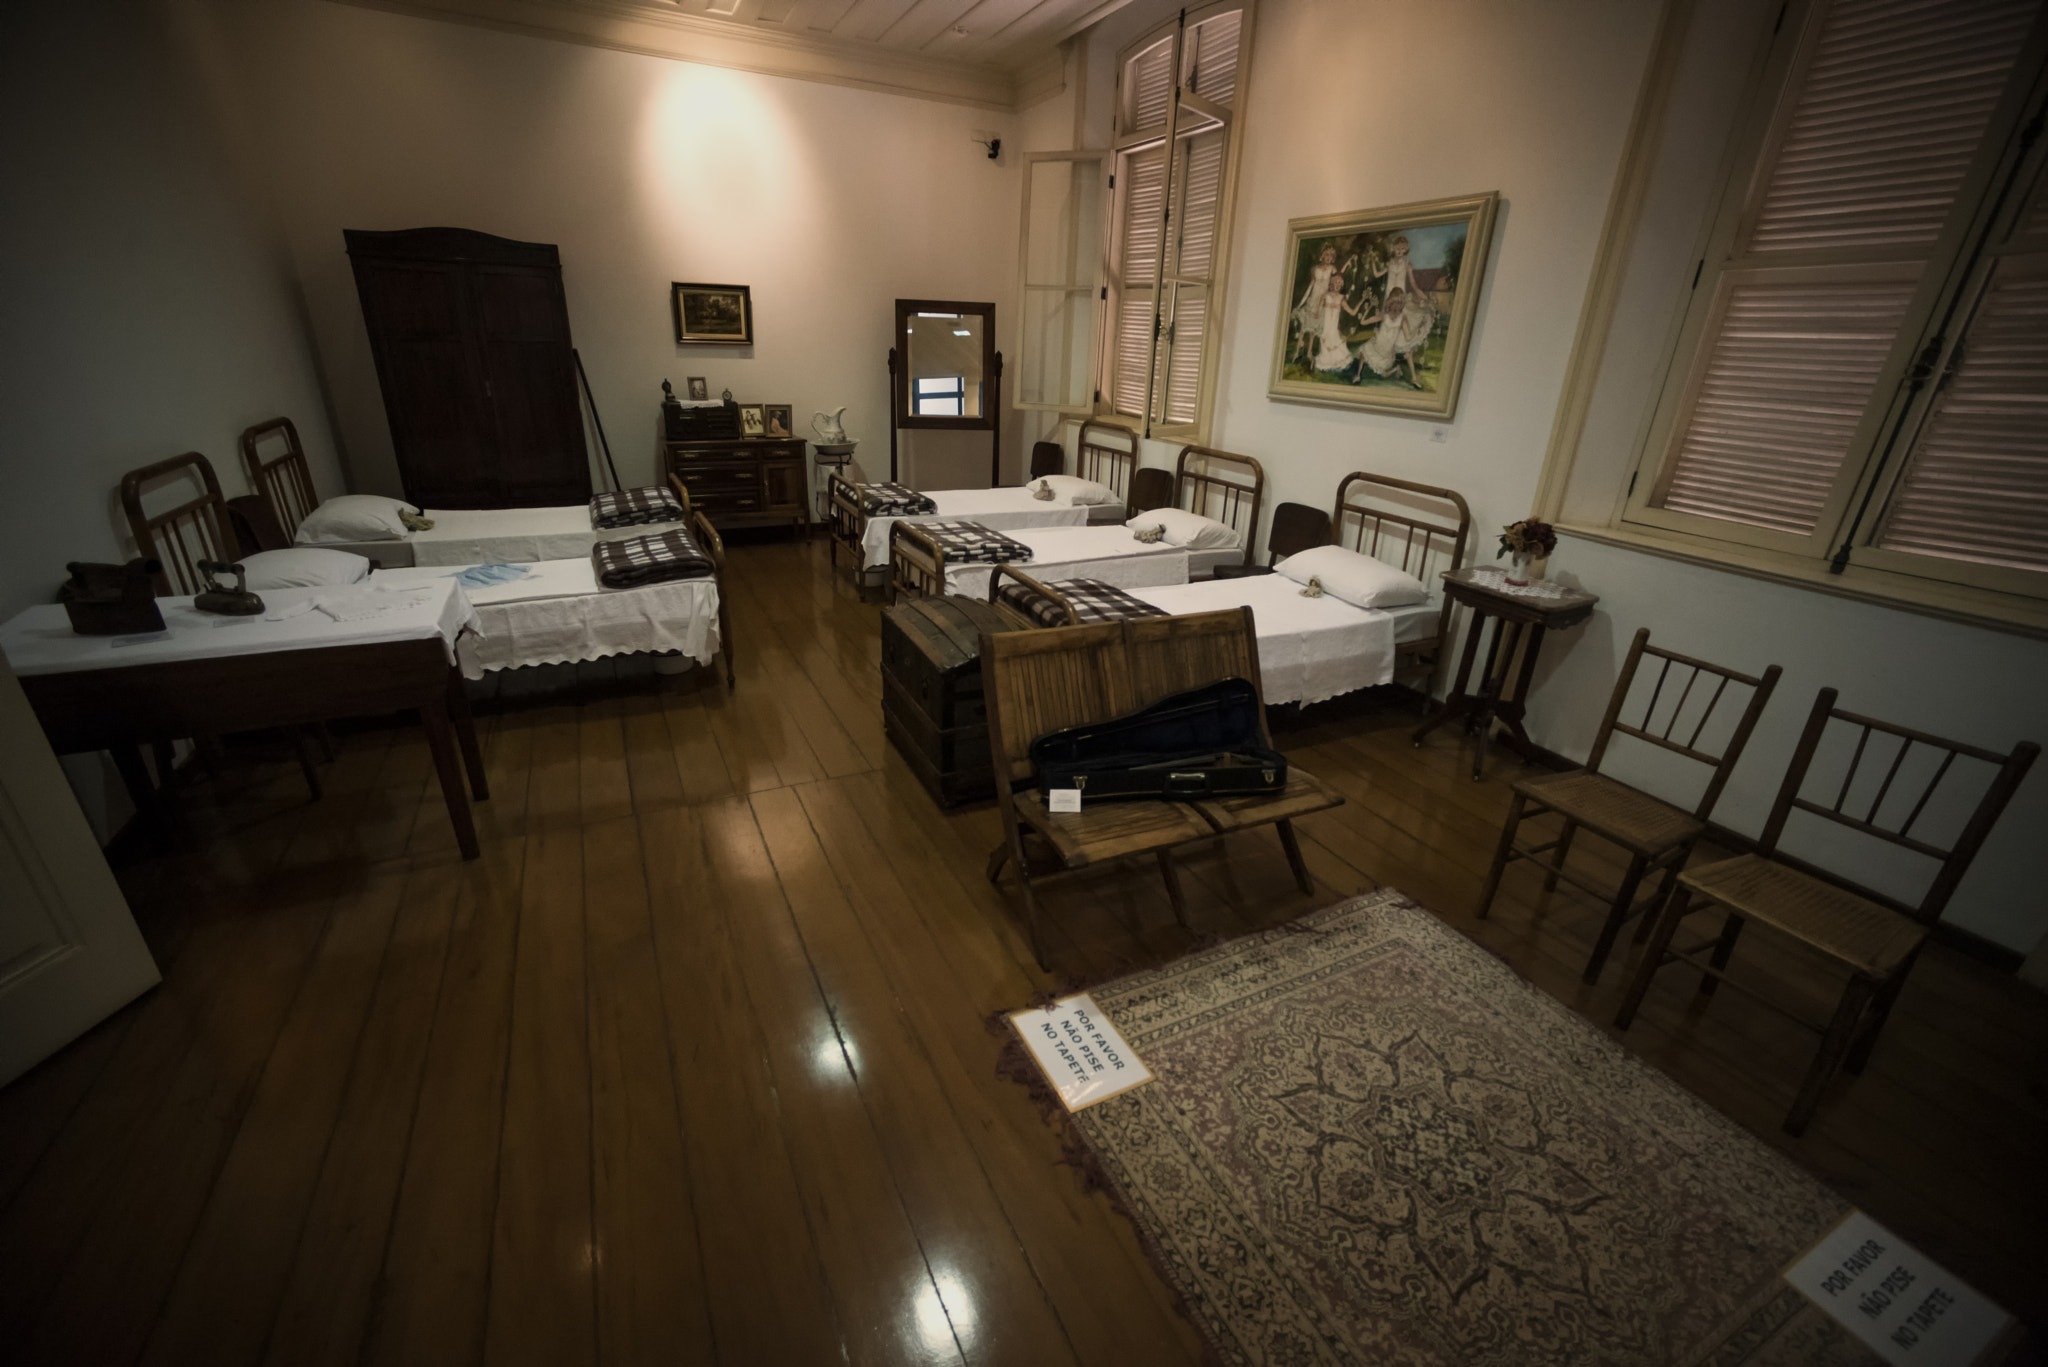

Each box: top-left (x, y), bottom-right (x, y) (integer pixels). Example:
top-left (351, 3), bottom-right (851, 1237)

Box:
top-left (446, 563), bottom-right (532, 589)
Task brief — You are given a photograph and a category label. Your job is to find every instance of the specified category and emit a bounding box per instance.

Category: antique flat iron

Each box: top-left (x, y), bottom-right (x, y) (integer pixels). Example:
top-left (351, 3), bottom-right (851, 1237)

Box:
top-left (194, 559), bottom-right (265, 616)
top-left (59, 558), bottom-right (165, 635)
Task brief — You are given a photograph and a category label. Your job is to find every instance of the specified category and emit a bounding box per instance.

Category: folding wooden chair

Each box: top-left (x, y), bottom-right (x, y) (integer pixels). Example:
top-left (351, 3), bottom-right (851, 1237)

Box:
top-left (1476, 627), bottom-right (1782, 982)
top-left (1616, 688), bottom-right (2037, 1135)
top-left (1212, 501), bottom-right (1330, 579)
top-left (981, 608), bottom-right (1343, 968)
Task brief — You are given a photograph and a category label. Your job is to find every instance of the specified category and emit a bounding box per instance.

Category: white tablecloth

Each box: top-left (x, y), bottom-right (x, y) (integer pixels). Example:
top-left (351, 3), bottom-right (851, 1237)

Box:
top-left (0, 579), bottom-right (476, 675)
top-left (1131, 575), bottom-right (1426, 705)
top-left (859, 488), bottom-right (1092, 569)
top-left (373, 561), bottom-right (719, 679)
top-left (299, 505), bottom-right (685, 569)
top-left (937, 525), bottom-right (1194, 598)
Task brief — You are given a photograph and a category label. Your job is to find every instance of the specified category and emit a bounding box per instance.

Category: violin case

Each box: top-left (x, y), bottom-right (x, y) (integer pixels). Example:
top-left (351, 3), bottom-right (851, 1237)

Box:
top-left (1030, 677), bottom-right (1286, 802)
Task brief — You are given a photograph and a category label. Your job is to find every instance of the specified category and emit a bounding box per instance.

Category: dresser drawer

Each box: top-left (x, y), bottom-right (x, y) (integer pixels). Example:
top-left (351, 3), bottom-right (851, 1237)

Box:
top-left (671, 464), bottom-right (759, 494)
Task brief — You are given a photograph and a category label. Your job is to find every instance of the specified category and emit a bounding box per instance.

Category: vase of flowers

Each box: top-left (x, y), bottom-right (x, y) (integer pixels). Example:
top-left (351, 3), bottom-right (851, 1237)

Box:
top-left (1497, 518), bottom-right (1557, 586)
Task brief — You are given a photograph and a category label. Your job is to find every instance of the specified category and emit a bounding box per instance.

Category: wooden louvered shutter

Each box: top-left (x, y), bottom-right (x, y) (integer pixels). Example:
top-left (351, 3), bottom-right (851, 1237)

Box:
top-left (1182, 10), bottom-right (1242, 109)
top-left (1638, 0), bottom-right (2041, 550)
top-left (1875, 266), bottom-right (2048, 571)
top-left (1110, 145), bottom-right (1166, 419)
top-left (1156, 129), bottom-right (1226, 427)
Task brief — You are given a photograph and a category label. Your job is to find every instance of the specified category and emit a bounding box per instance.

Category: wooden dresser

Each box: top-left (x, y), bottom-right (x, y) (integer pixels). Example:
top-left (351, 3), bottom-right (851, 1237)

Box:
top-left (662, 438), bottom-right (809, 532)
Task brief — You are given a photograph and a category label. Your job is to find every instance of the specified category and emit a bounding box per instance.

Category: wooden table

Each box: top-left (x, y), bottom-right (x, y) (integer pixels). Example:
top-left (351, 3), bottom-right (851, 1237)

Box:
top-left (2, 588), bottom-right (490, 859)
top-left (1413, 567), bottom-right (1599, 779)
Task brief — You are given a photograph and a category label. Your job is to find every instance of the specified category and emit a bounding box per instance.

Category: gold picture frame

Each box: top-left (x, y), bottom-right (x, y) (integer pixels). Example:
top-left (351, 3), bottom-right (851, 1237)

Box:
top-left (1267, 192), bottom-right (1498, 420)
top-left (738, 404), bottom-right (766, 437)
top-left (673, 282), bottom-right (753, 346)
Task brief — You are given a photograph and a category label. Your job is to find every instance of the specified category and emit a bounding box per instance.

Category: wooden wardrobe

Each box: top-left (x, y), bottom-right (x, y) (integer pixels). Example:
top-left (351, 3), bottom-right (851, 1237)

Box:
top-left (345, 227), bottom-right (591, 509)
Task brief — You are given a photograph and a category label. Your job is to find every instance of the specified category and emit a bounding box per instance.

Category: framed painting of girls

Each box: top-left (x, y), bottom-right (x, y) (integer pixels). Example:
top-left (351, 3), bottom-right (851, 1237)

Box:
top-left (1267, 192), bottom-right (1499, 420)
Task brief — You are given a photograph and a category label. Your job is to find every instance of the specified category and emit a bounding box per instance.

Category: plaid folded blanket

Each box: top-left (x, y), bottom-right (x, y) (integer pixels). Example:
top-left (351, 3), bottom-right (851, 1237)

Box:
top-left (590, 485), bottom-right (686, 529)
top-left (996, 577), bottom-right (1170, 629)
top-left (860, 482), bottom-right (937, 516)
top-left (915, 520), bottom-right (1033, 565)
top-left (592, 527), bottom-right (714, 588)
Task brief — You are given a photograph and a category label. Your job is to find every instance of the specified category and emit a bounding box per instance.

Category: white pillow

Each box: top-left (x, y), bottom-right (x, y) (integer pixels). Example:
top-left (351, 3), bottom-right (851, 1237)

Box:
top-left (237, 547), bottom-right (372, 590)
top-left (1125, 506), bottom-right (1241, 550)
top-left (1275, 544), bottom-right (1428, 608)
top-left (1029, 474), bottom-right (1122, 507)
top-left (295, 494), bottom-right (419, 545)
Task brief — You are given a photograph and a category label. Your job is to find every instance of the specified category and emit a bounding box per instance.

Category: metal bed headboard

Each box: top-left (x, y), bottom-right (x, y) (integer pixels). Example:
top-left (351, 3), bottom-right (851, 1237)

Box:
top-left (1076, 420), bottom-right (1137, 509)
top-left (120, 453), bottom-right (240, 597)
top-left (1175, 444), bottom-right (1265, 569)
top-left (1332, 471), bottom-right (1472, 689)
top-left (239, 417), bottom-right (320, 541)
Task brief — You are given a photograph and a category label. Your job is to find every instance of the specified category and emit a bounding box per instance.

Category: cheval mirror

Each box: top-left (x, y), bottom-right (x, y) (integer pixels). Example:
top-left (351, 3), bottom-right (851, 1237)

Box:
top-left (888, 298), bottom-right (1002, 485)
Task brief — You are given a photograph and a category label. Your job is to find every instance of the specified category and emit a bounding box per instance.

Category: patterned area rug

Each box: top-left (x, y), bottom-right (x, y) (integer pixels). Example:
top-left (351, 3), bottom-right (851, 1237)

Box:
top-left (1025, 890), bottom-right (1879, 1367)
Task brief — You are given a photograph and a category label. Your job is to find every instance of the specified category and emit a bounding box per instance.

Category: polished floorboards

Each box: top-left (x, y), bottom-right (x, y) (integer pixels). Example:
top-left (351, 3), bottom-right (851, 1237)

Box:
top-left (2, 532), bottom-right (2043, 1365)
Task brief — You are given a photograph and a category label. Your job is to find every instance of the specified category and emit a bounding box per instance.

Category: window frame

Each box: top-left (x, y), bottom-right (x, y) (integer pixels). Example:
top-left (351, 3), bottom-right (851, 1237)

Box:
top-left (1613, 0), bottom-right (2048, 605)
top-left (1095, 0), bottom-right (1254, 445)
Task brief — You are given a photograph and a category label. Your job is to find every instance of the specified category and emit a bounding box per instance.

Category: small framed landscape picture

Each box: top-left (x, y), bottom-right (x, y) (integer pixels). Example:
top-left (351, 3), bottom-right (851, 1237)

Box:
top-left (673, 282), bottom-right (753, 346)
top-left (686, 376), bottom-right (709, 401)
top-left (738, 404), bottom-right (767, 437)
top-left (763, 404), bottom-right (793, 438)
top-left (1268, 192), bottom-right (1498, 420)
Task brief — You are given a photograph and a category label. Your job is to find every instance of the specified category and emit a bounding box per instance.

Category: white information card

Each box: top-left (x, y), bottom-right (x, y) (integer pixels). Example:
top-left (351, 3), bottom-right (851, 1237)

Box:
top-left (1784, 1211), bottom-right (2015, 1366)
top-left (1008, 992), bottom-right (1152, 1112)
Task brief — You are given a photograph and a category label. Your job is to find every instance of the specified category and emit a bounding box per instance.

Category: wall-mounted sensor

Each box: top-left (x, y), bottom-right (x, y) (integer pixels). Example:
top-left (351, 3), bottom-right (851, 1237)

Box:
top-left (986, 137), bottom-right (1001, 160)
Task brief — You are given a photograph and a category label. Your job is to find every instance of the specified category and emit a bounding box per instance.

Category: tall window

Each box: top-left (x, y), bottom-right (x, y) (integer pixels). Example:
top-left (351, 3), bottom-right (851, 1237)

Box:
top-left (1625, 0), bottom-right (2048, 602)
top-left (1105, 3), bottom-right (1250, 439)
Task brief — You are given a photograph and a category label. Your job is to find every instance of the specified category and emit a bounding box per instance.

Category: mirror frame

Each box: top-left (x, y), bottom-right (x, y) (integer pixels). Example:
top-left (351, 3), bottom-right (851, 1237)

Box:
top-left (893, 299), bottom-right (997, 431)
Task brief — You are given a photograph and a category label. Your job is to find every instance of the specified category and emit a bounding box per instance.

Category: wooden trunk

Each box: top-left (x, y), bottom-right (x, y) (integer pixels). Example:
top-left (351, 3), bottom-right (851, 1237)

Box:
top-left (879, 596), bottom-right (1009, 807)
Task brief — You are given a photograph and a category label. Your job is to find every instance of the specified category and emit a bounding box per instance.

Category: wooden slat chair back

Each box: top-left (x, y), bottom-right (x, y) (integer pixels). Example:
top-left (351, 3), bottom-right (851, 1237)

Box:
top-left (1477, 627), bottom-right (1783, 984)
top-left (238, 417), bottom-right (321, 542)
top-left (981, 608), bottom-right (1343, 968)
top-left (668, 475), bottom-right (736, 689)
top-left (1332, 472), bottom-right (1470, 692)
top-left (1028, 440), bottom-right (1064, 480)
top-left (1077, 419), bottom-right (1136, 509)
top-left (1618, 688), bottom-right (2036, 1135)
top-left (1215, 501), bottom-right (1330, 580)
top-left (120, 453), bottom-right (239, 597)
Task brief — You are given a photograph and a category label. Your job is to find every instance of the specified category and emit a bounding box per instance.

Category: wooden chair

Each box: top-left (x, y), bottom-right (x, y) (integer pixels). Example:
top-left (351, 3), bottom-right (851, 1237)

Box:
top-left (1476, 628), bottom-right (1782, 983)
top-left (1028, 440), bottom-right (1064, 480)
top-left (981, 608), bottom-right (1344, 968)
top-left (1127, 466), bottom-right (1173, 516)
top-left (667, 476), bottom-right (736, 689)
top-left (1616, 689), bottom-right (2037, 1135)
top-left (1212, 501), bottom-right (1330, 579)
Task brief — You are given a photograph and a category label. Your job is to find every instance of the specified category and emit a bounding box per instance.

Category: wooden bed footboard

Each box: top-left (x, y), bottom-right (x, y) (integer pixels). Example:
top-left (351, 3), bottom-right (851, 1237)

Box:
top-left (888, 520), bottom-right (949, 601)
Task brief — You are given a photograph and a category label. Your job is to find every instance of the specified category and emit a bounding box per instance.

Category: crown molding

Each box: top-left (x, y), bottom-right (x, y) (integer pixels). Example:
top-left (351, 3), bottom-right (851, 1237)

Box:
top-left (327, 0), bottom-right (1049, 111)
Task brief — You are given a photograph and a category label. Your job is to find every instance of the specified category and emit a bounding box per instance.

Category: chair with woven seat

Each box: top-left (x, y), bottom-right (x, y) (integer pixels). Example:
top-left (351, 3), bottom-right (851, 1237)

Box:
top-left (1028, 440), bottom-right (1064, 481)
top-left (1616, 688), bottom-right (2037, 1136)
top-left (1212, 501), bottom-right (1330, 580)
top-left (981, 607), bottom-right (1344, 969)
top-left (1476, 627), bottom-right (1782, 983)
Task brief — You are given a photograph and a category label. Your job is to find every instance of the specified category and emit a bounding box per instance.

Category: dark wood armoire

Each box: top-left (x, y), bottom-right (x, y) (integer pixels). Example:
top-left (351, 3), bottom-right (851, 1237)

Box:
top-left (345, 227), bottom-right (591, 509)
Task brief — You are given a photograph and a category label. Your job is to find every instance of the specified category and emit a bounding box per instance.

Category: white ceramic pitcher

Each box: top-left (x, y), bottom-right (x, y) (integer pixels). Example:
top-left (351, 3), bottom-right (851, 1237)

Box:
top-left (811, 407), bottom-right (849, 443)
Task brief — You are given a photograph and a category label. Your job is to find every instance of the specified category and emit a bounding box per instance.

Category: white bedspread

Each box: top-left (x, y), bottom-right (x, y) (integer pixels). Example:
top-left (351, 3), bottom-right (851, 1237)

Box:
top-left (1131, 575), bottom-right (1423, 706)
top-left (0, 580), bottom-right (476, 675)
top-left (298, 505), bottom-right (684, 568)
top-left (860, 487), bottom-right (1090, 569)
top-left (373, 561), bottom-right (719, 679)
top-left (937, 525), bottom-right (1193, 598)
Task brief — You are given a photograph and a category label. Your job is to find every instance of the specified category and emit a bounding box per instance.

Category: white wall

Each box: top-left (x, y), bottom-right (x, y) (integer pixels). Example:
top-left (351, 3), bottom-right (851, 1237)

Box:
top-left (221, 0), bottom-right (1029, 502)
top-left (0, 0), bottom-right (343, 623)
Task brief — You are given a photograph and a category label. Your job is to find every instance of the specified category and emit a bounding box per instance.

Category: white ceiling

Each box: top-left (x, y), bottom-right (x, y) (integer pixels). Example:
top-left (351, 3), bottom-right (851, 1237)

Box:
top-left (335, 0), bottom-right (1139, 108)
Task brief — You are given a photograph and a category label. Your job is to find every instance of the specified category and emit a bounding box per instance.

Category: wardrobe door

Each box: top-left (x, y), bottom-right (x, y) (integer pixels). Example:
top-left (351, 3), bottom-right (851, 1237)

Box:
top-left (350, 256), bottom-right (496, 508)
top-left (476, 263), bottom-right (589, 506)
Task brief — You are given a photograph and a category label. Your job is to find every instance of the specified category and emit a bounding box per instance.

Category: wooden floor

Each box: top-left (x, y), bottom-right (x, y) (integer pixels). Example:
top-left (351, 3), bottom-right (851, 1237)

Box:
top-left (2, 532), bottom-right (2043, 1366)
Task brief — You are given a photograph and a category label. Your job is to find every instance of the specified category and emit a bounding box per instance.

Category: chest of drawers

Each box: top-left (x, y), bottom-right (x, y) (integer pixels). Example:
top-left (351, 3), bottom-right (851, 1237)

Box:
top-left (663, 438), bottom-right (808, 532)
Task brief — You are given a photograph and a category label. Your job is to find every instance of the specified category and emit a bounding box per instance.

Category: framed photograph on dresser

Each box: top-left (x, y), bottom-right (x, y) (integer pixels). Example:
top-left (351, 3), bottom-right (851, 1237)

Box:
top-left (738, 404), bottom-right (767, 437)
top-left (763, 404), bottom-right (793, 438)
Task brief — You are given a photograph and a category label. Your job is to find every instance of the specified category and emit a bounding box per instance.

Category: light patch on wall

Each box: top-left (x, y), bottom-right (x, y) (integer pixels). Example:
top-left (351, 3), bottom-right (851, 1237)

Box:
top-left (639, 65), bottom-right (816, 231)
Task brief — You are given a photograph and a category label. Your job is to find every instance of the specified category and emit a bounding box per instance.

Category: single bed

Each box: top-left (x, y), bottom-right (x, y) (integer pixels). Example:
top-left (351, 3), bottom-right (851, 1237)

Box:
top-left (987, 470), bottom-right (1471, 705)
top-left (240, 417), bottom-right (685, 568)
top-left (888, 441), bottom-right (1264, 600)
top-left (825, 422), bottom-right (1137, 579)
